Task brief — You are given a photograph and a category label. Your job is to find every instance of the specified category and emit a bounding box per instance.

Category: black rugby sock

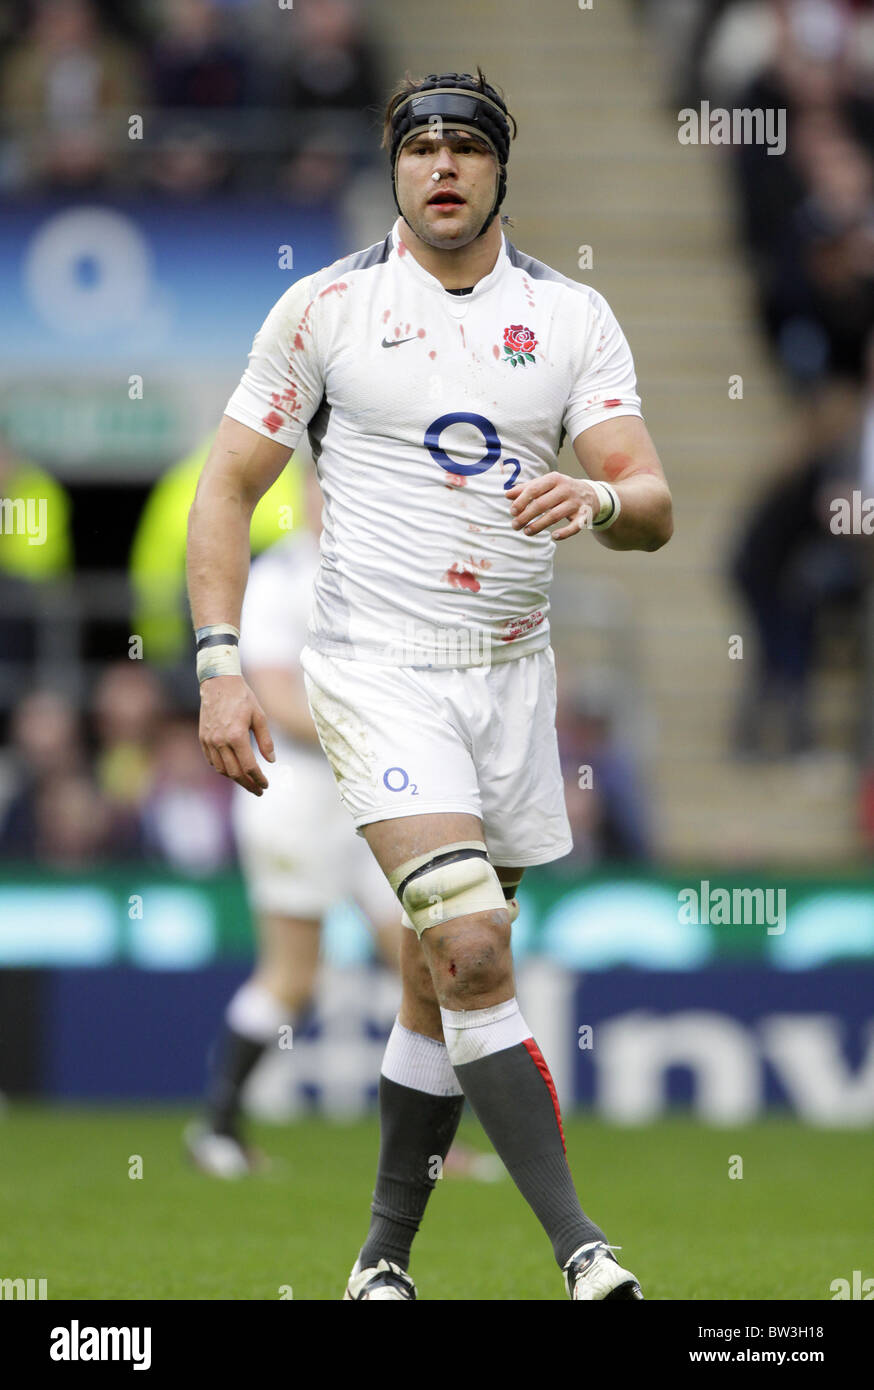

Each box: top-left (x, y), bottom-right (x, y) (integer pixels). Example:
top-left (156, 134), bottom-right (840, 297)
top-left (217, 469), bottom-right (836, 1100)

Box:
top-left (359, 1075), bottom-right (465, 1271)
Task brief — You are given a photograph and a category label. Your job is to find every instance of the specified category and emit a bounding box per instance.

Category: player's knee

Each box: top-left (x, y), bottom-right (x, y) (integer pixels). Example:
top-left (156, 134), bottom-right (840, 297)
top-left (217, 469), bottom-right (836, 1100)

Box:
top-left (391, 841), bottom-right (507, 938)
top-left (390, 842), bottom-right (515, 1001)
top-left (434, 917), bottom-right (512, 1005)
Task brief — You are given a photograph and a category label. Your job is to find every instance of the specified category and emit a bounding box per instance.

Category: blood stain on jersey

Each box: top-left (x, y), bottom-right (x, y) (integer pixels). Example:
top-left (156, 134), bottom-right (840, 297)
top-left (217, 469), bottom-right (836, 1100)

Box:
top-left (397, 240), bottom-right (408, 256)
top-left (417, 328), bottom-right (426, 338)
top-left (604, 399), bottom-right (622, 408)
top-left (293, 333), bottom-right (305, 352)
top-left (444, 565), bottom-right (480, 592)
top-left (459, 325), bottom-right (466, 347)
top-left (318, 281), bottom-right (348, 299)
top-left (382, 309), bottom-right (391, 323)
top-left (429, 350), bottom-right (437, 360)
top-left (492, 344), bottom-right (500, 359)
top-left (445, 473), bottom-right (467, 489)
top-left (262, 411), bottom-right (284, 435)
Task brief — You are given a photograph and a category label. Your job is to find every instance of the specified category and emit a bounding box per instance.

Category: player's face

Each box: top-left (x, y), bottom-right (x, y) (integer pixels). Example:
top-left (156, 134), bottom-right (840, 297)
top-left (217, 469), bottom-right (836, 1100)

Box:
top-left (396, 129), bottom-right (498, 248)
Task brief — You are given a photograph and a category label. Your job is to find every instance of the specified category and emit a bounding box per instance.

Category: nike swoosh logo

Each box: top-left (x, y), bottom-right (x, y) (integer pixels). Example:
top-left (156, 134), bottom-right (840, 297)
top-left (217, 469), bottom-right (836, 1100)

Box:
top-left (381, 336), bottom-right (417, 348)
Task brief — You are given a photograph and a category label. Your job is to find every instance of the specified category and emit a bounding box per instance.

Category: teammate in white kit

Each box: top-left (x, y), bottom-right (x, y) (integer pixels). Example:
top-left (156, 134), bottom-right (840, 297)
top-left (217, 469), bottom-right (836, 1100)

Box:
top-left (187, 69), bottom-right (673, 1299)
top-left (186, 475), bottom-right (402, 1178)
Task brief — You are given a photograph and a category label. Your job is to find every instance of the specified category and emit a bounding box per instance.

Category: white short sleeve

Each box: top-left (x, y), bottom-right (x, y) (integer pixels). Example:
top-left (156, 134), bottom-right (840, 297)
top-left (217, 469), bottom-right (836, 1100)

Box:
top-left (563, 288), bottom-right (642, 442)
top-left (225, 275), bottom-right (324, 451)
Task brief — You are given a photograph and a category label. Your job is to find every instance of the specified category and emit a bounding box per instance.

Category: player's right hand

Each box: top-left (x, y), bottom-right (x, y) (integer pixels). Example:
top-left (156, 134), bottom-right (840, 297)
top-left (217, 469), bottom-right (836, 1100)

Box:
top-left (197, 674), bottom-right (276, 796)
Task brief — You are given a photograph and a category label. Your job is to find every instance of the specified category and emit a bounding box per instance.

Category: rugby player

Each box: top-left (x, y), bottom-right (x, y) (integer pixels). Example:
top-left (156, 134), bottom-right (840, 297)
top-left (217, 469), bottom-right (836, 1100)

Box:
top-left (187, 69), bottom-right (672, 1299)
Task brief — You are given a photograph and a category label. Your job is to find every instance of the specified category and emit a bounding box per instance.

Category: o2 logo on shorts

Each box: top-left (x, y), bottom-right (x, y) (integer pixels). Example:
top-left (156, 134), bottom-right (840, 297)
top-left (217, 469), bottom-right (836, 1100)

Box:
top-left (383, 766), bottom-right (418, 795)
top-left (424, 412), bottom-right (521, 489)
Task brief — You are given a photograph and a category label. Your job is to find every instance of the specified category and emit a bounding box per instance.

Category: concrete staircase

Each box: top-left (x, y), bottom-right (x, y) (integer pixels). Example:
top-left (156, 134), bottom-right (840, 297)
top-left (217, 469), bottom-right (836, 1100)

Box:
top-left (370, 0), bottom-right (861, 865)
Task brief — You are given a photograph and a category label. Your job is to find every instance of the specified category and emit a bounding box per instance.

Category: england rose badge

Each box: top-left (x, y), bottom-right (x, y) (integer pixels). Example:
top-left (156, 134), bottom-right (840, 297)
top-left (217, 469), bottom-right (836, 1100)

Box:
top-left (502, 324), bottom-right (537, 366)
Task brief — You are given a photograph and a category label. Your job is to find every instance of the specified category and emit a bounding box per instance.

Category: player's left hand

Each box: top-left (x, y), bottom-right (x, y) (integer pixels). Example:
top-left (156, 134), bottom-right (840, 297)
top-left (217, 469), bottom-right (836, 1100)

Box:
top-left (507, 472), bottom-right (600, 541)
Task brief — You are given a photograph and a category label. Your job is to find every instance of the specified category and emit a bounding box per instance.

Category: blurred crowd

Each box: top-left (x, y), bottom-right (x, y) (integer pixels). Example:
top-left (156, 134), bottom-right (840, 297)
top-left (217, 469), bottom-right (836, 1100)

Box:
top-left (0, 0), bottom-right (382, 199)
top-left (0, 665), bottom-right (652, 872)
top-left (647, 0), bottom-right (874, 763)
top-left (0, 666), bottom-right (235, 872)
top-left (5, 0), bottom-right (872, 879)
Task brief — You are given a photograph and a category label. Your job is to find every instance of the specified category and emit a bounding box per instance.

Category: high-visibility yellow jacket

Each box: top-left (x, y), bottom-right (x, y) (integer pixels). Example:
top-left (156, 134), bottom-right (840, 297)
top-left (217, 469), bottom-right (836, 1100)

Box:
top-left (129, 434), bottom-right (304, 664)
top-left (0, 461), bottom-right (72, 580)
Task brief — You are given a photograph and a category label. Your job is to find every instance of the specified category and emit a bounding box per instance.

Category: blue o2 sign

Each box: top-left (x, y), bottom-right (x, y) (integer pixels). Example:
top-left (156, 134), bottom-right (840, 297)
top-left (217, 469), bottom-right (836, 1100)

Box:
top-left (424, 412), bottom-right (520, 488)
top-left (382, 766), bottom-right (409, 792)
top-left (383, 767), bottom-right (418, 794)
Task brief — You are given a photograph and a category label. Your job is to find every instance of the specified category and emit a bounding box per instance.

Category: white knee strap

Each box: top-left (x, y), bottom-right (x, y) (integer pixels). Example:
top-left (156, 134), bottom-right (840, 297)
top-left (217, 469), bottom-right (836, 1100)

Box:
top-left (389, 841), bottom-right (507, 938)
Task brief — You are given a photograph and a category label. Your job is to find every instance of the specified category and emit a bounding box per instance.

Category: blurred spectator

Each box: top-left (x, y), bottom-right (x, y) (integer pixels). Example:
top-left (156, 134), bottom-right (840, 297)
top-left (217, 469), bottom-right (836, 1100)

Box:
top-left (557, 684), bottom-right (652, 867)
top-left (0, 0), bottom-right (144, 191)
top-left (145, 119), bottom-right (233, 196)
top-left (730, 375), bottom-right (870, 756)
top-left (757, 114), bottom-right (874, 382)
top-left (90, 660), bottom-right (165, 854)
top-left (0, 688), bottom-right (84, 857)
top-left (276, 129), bottom-right (353, 205)
top-left (31, 768), bottom-right (113, 865)
top-left (149, 0), bottom-right (250, 109)
top-left (146, 0), bottom-right (251, 192)
top-left (140, 715), bottom-right (235, 874)
top-left (270, 0), bottom-right (381, 185)
top-left (729, 1), bottom-right (874, 384)
top-left (278, 0), bottom-right (378, 116)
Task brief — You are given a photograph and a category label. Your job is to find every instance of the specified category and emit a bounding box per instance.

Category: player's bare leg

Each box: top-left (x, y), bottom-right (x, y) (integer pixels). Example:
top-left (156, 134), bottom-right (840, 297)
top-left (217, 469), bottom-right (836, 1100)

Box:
top-left (189, 911), bottom-right (321, 1177)
top-left (352, 812), bottom-right (642, 1299)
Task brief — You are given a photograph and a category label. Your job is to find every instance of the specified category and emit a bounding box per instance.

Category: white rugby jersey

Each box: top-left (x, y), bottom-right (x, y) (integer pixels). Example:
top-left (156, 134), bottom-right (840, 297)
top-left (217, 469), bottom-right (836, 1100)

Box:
top-left (225, 218), bottom-right (642, 667)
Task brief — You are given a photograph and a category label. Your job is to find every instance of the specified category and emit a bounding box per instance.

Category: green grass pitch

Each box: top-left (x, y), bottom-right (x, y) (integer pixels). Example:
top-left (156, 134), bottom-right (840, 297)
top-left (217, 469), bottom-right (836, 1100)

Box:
top-left (0, 1105), bottom-right (869, 1300)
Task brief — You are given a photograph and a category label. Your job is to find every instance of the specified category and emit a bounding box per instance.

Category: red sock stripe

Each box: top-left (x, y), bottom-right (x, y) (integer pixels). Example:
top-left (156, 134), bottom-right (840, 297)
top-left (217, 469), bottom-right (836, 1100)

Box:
top-left (522, 1037), bottom-right (566, 1154)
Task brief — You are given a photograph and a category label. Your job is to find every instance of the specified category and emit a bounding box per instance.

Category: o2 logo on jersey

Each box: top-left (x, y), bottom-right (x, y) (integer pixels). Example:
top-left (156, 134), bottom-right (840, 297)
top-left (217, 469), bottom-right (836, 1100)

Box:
top-left (424, 411), bottom-right (521, 489)
top-left (383, 766), bottom-right (418, 795)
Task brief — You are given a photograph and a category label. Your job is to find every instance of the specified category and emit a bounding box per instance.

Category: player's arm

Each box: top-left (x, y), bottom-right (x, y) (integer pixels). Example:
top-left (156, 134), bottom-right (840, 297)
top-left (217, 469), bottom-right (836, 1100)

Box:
top-left (507, 416), bottom-right (672, 552)
top-left (573, 414), bottom-right (672, 551)
top-left (187, 415), bottom-right (293, 795)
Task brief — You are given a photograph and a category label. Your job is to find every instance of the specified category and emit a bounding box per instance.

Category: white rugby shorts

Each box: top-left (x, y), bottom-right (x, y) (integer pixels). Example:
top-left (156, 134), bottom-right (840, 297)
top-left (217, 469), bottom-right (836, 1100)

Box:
top-left (300, 645), bottom-right (572, 868)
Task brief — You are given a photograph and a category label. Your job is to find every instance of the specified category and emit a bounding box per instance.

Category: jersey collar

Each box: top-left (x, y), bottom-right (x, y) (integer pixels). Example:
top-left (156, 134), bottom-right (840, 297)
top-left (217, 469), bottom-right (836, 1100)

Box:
top-left (390, 218), bottom-right (508, 298)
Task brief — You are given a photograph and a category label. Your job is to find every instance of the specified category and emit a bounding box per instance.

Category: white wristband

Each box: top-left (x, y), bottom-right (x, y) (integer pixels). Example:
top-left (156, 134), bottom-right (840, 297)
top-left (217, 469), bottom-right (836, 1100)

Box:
top-left (195, 623), bottom-right (242, 682)
top-left (589, 481), bottom-right (621, 530)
